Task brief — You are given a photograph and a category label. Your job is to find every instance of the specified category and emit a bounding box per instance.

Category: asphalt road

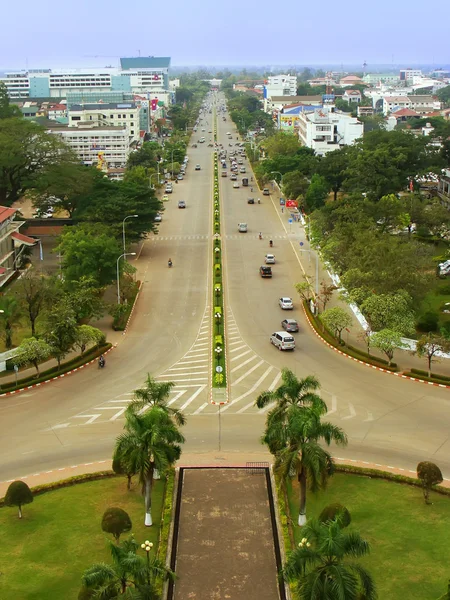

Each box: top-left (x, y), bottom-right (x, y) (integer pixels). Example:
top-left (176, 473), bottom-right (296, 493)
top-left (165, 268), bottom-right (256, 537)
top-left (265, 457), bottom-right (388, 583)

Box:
top-left (1, 92), bottom-right (449, 489)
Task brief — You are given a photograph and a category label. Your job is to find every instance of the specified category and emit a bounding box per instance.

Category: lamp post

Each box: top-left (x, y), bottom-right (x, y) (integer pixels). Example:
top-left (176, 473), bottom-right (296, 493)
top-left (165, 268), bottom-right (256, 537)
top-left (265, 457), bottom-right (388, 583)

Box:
top-left (117, 252), bottom-right (136, 304)
top-left (122, 215), bottom-right (138, 254)
top-left (141, 540), bottom-right (154, 586)
top-left (149, 173), bottom-right (157, 189)
top-left (271, 171), bottom-right (283, 189)
top-left (299, 249), bottom-right (319, 297)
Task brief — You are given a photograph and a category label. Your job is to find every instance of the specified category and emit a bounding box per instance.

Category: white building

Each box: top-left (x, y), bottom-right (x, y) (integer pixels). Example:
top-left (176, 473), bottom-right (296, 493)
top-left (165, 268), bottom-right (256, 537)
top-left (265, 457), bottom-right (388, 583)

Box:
top-left (343, 89), bottom-right (362, 104)
top-left (67, 103), bottom-right (141, 144)
top-left (264, 74), bottom-right (297, 99)
top-left (297, 107), bottom-right (363, 156)
top-left (47, 124), bottom-right (130, 172)
top-left (400, 68), bottom-right (423, 82)
top-left (382, 95), bottom-right (441, 115)
top-left (264, 95), bottom-right (322, 114)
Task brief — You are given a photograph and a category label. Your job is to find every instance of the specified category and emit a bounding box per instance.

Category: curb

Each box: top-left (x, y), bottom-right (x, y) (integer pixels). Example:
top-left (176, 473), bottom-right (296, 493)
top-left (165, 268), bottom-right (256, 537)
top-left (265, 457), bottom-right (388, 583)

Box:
top-left (0, 345), bottom-right (117, 397)
top-left (122, 280), bottom-right (142, 335)
top-left (302, 304), bottom-right (450, 389)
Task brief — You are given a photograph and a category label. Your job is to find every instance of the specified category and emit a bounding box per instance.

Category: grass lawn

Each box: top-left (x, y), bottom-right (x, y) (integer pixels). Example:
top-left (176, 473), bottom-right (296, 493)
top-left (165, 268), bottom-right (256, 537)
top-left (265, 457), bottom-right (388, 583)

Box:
top-left (0, 476), bottom-right (166, 600)
top-left (285, 473), bottom-right (450, 600)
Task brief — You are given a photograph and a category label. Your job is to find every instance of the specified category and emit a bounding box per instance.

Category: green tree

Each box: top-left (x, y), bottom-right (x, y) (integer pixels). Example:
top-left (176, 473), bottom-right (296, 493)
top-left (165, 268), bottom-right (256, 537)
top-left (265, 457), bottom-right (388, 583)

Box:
top-left (282, 171), bottom-right (309, 200)
top-left (437, 85), bottom-right (450, 107)
top-left (115, 406), bottom-right (184, 526)
top-left (56, 224), bottom-right (122, 288)
top-left (65, 276), bottom-right (105, 321)
top-left (126, 141), bottom-right (160, 171)
top-left (317, 148), bottom-right (351, 201)
top-left (263, 131), bottom-right (302, 158)
top-left (14, 269), bottom-right (50, 336)
top-left (112, 454), bottom-right (137, 491)
top-left (371, 329), bottom-right (405, 366)
top-left (270, 406), bottom-right (347, 525)
top-left (0, 82), bottom-right (22, 119)
top-left (417, 461), bottom-right (443, 504)
top-left (0, 295), bottom-right (23, 349)
top-left (283, 516), bottom-right (376, 600)
top-left (15, 337), bottom-right (52, 375)
top-left (371, 193), bottom-right (411, 233)
top-left (44, 298), bottom-right (78, 367)
top-left (416, 333), bottom-right (450, 377)
top-left (5, 480), bottom-right (33, 518)
top-left (319, 307), bottom-right (352, 343)
top-left (128, 373), bottom-right (186, 426)
top-left (0, 118), bottom-right (74, 205)
top-left (74, 325), bottom-right (104, 354)
top-left (101, 508), bottom-right (132, 544)
top-left (360, 291), bottom-right (415, 334)
top-left (80, 536), bottom-right (174, 598)
top-left (318, 503), bottom-right (351, 528)
top-left (304, 174), bottom-right (329, 212)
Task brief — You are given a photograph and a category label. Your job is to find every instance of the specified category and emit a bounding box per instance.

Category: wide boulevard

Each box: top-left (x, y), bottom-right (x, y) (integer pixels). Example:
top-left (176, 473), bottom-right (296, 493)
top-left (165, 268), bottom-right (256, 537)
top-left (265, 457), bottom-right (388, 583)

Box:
top-left (1, 92), bottom-right (450, 489)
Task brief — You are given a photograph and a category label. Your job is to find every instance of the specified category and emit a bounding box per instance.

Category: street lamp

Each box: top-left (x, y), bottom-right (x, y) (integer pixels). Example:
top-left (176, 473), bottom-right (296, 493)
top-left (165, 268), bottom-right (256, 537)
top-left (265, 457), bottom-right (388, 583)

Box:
top-left (141, 541), bottom-right (154, 586)
top-left (149, 173), bottom-right (157, 189)
top-left (271, 171), bottom-right (283, 188)
top-left (122, 214), bottom-right (138, 254)
top-left (117, 252), bottom-right (136, 304)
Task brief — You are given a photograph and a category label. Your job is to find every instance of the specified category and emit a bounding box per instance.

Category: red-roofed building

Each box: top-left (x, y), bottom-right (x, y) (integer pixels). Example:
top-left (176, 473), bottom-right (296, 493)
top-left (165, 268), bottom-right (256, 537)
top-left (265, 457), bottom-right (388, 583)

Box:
top-left (0, 206), bottom-right (38, 287)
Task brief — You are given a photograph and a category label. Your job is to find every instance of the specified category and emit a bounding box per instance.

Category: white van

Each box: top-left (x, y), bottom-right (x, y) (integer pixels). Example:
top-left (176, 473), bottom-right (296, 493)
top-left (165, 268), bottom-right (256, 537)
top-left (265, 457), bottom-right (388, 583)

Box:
top-left (270, 331), bottom-right (295, 351)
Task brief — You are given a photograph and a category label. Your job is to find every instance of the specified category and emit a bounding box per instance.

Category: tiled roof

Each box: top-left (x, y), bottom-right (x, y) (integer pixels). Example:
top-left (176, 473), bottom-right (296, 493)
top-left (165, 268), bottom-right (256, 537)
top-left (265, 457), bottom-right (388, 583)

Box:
top-left (392, 108), bottom-right (419, 117)
top-left (11, 232), bottom-right (37, 246)
top-left (0, 206), bottom-right (16, 224)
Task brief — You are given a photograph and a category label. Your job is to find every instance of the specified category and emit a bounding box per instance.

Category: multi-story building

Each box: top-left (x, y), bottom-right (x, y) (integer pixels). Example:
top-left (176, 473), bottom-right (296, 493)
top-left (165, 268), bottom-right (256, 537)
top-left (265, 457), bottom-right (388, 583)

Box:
top-left (0, 206), bottom-right (38, 288)
top-left (382, 94), bottom-right (441, 115)
top-left (297, 107), bottom-right (363, 156)
top-left (47, 124), bottom-right (130, 172)
top-left (400, 68), bottom-right (423, 82)
top-left (264, 95), bottom-right (323, 114)
top-left (67, 103), bottom-right (141, 144)
top-left (362, 73), bottom-right (400, 86)
top-left (343, 89), bottom-right (362, 103)
top-left (0, 56), bottom-right (172, 100)
top-left (264, 74), bottom-right (298, 98)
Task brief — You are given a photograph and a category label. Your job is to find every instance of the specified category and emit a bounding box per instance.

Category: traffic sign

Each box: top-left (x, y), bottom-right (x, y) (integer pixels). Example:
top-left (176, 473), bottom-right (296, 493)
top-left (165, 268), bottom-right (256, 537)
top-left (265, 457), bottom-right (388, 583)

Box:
top-left (215, 366), bottom-right (223, 373)
top-left (288, 218), bottom-right (293, 224)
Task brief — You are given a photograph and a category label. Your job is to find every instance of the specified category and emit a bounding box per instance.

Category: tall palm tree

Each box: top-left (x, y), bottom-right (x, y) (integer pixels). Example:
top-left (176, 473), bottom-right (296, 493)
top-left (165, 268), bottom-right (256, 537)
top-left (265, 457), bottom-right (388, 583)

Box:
top-left (0, 296), bottom-right (23, 349)
top-left (283, 516), bottom-right (377, 600)
top-left (268, 406), bottom-right (347, 525)
top-left (115, 406), bottom-right (184, 526)
top-left (127, 374), bottom-right (186, 426)
top-left (81, 536), bottom-right (174, 599)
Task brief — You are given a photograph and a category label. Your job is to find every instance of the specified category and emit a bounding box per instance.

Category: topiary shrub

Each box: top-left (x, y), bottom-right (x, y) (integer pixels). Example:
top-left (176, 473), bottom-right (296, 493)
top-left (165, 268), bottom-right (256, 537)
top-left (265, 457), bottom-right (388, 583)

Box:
top-left (417, 461), bottom-right (443, 504)
top-left (318, 503), bottom-right (351, 528)
top-left (101, 507), bottom-right (132, 543)
top-left (112, 455), bottom-right (136, 491)
top-left (416, 311), bottom-right (439, 333)
top-left (5, 480), bottom-right (33, 518)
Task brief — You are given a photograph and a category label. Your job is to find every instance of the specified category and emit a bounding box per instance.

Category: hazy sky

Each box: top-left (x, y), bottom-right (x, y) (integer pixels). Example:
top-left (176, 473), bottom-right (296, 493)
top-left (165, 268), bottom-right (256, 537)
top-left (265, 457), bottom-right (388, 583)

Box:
top-left (1, 0), bottom-right (449, 69)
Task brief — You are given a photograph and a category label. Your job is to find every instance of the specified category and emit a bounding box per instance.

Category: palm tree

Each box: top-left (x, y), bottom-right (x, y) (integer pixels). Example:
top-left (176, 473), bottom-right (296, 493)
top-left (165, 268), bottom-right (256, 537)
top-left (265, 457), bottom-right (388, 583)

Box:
top-left (0, 296), bottom-right (23, 349)
top-left (283, 516), bottom-right (377, 600)
top-left (115, 406), bottom-right (184, 526)
top-left (267, 406), bottom-right (347, 525)
top-left (127, 373), bottom-right (186, 427)
top-left (81, 536), bottom-right (174, 599)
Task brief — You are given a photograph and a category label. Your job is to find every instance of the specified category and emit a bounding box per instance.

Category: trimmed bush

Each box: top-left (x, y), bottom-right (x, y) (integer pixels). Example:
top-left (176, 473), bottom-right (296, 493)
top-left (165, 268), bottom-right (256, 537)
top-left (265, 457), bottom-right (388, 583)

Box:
top-left (4, 480), bottom-right (33, 518)
top-left (410, 368), bottom-right (450, 382)
top-left (101, 507), bottom-right (132, 542)
top-left (403, 371), bottom-right (450, 386)
top-left (417, 462), bottom-right (443, 504)
top-left (319, 503), bottom-right (351, 527)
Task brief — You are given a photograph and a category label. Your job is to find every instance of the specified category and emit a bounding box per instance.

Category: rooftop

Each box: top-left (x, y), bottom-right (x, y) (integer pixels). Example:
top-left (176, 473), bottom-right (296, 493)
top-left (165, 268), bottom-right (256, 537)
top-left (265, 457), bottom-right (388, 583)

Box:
top-left (69, 102), bottom-right (137, 111)
top-left (120, 57), bottom-right (170, 70)
top-left (0, 207), bottom-right (17, 224)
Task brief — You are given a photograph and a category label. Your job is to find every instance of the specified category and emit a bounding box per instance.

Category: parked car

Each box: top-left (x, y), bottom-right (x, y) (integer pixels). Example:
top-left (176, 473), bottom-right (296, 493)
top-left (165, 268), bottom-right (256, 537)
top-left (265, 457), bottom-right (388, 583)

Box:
top-left (260, 266), bottom-right (272, 278)
top-left (281, 319), bottom-right (299, 332)
top-left (263, 188), bottom-right (270, 196)
top-left (154, 213), bottom-right (162, 222)
top-left (177, 174), bottom-right (183, 180)
top-left (265, 254), bottom-right (275, 264)
top-left (178, 200), bottom-right (186, 209)
top-left (279, 297), bottom-right (294, 310)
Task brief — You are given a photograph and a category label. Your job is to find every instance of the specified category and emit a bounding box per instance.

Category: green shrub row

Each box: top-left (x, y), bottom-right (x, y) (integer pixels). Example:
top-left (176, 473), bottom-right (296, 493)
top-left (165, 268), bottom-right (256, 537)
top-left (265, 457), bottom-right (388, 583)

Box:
top-left (0, 343), bottom-right (112, 394)
top-left (303, 301), bottom-right (399, 371)
top-left (410, 368), bottom-right (450, 382)
top-left (112, 281), bottom-right (141, 330)
top-left (0, 470), bottom-right (116, 507)
top-left (212, 115), bottom-right (226, 388)
top-left (403, 371), bottom-right (450, 386)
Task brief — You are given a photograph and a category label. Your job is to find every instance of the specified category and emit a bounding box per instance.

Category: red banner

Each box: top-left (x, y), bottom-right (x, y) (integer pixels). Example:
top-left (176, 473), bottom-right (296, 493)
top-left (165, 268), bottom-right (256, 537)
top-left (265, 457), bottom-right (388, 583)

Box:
top-left (285, 200), bottom-right (298, 208)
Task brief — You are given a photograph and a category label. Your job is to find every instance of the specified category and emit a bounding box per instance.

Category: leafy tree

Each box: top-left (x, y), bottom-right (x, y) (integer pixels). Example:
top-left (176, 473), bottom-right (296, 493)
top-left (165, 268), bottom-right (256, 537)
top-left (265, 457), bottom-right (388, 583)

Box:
top-left (271, 406), bottom-right (347, 525)
top-left (5, 480), bottom-right (33, 518)
top-left (44, 298), bottom-right (78, 367)
top-left (317, 281), bottom-right (337, 312)
top-left (0, 295), bottom-right (22, 349)
top-left (318, 503), bottom-right (351, 528)
top-left (319, 307), bottom-right (352, 343)
top-left (126, 141), bottom-right (160, 171)
top-left (128, 373), bottom-right (186, 426)
top-left (74, 325), bottom-right (104, 354)
top-left (437, 85), bottom-right (450, 107)
top-left (101, 508), bottom-right (132, 543)
top-left (112, 454), bottom-right (137, 491)
top-left (371, 193), bottom-right (411, 233)
top-left (15, 337), bottom-right (52, 375)
top-left (115, 406), bottom-right (184, 526)
top-left (294, 280), bottom-right (313, 303)
top-left (335, 98), bottom-right (353, 113)
top-left (417, 461), bottom-right (443, 504)
top-left (304, 174), bottom-right (329, 212)
top-left (0, 82), bottom-right (22, 119)
top-left (360, 291), bottom-right (415, 334)
top-left (283, 516), bottom-right (376, 599)
top-left (81, 536), bottom-right (174, 598)
top-left (56, 224), bottom-right (122, 288)
top-left (0, 118), bottom-right (74, 205)
top-left (371, 329), bottom-right (405, 366)
top-left (282, 171), bottom-right (309, 200)
top-left (416, 333), bottom-right (450, 377)
top-left (263, 131), bottom-right (302, 158)
top-left (65, 276), bottom-right (105, 321)
top-left (317, 148), bottom-right (351, 201)
top-left (14, 269), bottom-right (50, 336)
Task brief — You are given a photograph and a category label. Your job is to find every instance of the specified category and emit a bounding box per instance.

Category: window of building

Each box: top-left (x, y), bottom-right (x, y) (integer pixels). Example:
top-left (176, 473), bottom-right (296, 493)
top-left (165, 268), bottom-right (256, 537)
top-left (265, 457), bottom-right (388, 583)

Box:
top-left (71, 116), bottom-right (81, 121)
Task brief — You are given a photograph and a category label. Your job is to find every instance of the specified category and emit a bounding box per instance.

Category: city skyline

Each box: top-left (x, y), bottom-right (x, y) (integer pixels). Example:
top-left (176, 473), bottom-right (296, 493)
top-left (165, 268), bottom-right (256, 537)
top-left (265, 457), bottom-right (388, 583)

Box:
top-left (1, 0), bottom-right (449, 70)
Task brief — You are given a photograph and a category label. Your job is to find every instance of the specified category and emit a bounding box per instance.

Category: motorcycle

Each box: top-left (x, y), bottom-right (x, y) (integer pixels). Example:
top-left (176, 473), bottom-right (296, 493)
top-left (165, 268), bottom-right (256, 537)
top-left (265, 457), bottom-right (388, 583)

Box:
top-left (269, 240), bottom-right (273, 248)
top-left (98, 356), bottom-right (105, 369)
top-left (168, 259), bottom-right (173, 268)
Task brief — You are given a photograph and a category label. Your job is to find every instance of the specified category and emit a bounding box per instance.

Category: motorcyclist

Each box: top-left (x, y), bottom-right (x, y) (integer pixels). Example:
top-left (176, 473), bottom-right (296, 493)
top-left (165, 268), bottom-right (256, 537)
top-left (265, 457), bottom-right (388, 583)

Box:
top-left (259, 232), bottom-right (262, 240)
top-left (168, 258), bottom-right (173, 267)
top-left (269, 240), bottom-right (273, 247)
top-left (99, 355), bottom-right (105, 368)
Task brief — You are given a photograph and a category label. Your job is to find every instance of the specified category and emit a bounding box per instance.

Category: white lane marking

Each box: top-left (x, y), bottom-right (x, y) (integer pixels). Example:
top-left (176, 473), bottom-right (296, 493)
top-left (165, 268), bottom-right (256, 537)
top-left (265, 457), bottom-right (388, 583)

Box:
top-left (234, 360), bottom-right (264, 385)
top-left (185, 350), bottom-right (209, 355)
top-left (179, 385), bottom-right (206, 411)
top-left (230, 355), bottom-right (258, 373)
top-left (326, 395), bottom-right (337, 416)
top-left (258, 401), bottom-right (275, 414)
top-left (364, 411), bottom-right (374, 422)
top-left (221, 367), bottom-right (274, 412)
top-left (110, 408), bottom-right (127, 421)
top-left (156, 372), bottom-right (208, 378)
top-left (192, 402), bottom-right (208, 415)
top-left (167, 390), bottom-right (186, 406)
top-left (44, 423), bottom-right (70, 431)
top-left (229, 344), bottom-right (248, 353)
top-left (342, 402), bottom-right (356, 420)
top-left (229, 340), bottom-right (245, 346)
top-left (236, 369), bottom-right (281, 414)
top-left (176, 359), bottom-right (208, 365)
top-left (230, 350), bottom-right (252, 362)
top-left (108, 399), bottom-right (133, 403)
top-left (167, 365), bottom-right (207, 372)
top-left (74, 414), bottom-right (101, 425)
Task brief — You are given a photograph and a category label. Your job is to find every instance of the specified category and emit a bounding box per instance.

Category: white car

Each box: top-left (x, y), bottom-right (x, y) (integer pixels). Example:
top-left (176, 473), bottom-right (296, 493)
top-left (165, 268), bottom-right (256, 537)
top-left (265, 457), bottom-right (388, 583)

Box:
top-left (265, 254), bottom-right (275, 264)
top-left (279, 297), bottom-right (294, 310)
top-left (233, 182), bottom-right (240, 188)
top-left (195, 164), bottom-right (201, 170)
